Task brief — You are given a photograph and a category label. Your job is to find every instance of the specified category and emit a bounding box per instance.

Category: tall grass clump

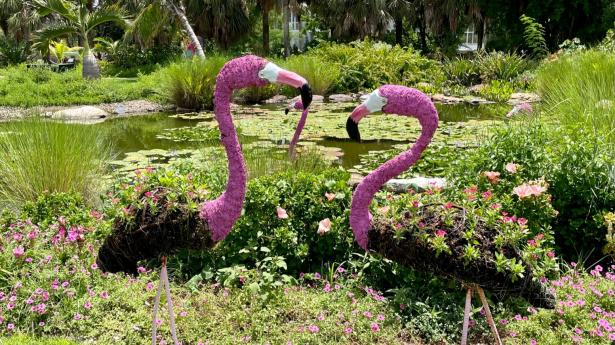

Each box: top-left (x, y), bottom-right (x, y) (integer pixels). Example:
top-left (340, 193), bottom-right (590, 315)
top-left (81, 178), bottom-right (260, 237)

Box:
top-left (0, 118), bottom-right (112, 208)
top-left (476, 51), bottom-right (530, 82)
top-left (163, 56), bottom-right (227, 110)
top-left (442, 57), bottom-right (481, 86)
top-left (281, 55), bottom-right (341, 95)
top-left (244, 146), bottom-right (330, 179)
top-left (536, 49), bottom-right (615, 143)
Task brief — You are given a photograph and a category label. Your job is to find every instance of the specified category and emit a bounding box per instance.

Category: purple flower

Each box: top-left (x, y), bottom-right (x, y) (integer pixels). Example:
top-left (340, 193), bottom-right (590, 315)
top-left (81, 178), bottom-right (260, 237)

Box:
top-left (7, 323), bottom-right (14, 331)
top-left (38, 321), bottom-right (45, 327)
top-left (343, 327), bottom-right (352, 334)
top-left (12, 246), bottom-right (24, 258)
top-left (370, 322), bottom-right (380, 332)
top-left (337, 267), bottom-right (345, 273)
top-left (307, 325), bottom-right (319, 333)
top-left (363, 311), bottom-right (372, 318)
top-left (314, 272), bottom-right (321, 280)
top-left (61, 281), bottom-right (69, 288)
top-left (100, 291), bottom-right (109, 299)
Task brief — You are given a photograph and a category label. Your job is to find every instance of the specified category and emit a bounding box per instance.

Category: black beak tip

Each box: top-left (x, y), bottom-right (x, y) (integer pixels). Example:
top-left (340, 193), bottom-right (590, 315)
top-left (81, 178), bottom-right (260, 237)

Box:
top-left (346, 117), bottom-right (361, 142)
top-left (299, 84), bottom-right (313, 109)
top-left (284, 108), bottom-right (289, 115)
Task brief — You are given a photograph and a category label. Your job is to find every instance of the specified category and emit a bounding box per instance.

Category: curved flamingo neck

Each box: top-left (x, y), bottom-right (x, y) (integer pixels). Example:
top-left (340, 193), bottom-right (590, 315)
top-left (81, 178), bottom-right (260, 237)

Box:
top-left (350, 86), bottom-right (439, 250)
top-left (199, 55), bottom-right (269, 242)
top-left (200, 84), bottom-right (247, 242)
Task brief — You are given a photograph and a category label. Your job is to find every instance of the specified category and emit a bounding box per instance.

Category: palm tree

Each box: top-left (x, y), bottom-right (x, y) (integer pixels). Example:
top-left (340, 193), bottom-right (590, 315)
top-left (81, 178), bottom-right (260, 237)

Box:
top-left (387, 0), bottom-right (412, 45)
top-left (185, 0), bottom-right (252, 51)
top-left (32, 0), bottom-right (129, 78)
top-left (1, 0), bottom-right (42, 42)
top-left (310, 0), bottom-right (390, 41)
top-left (257, 0), bottom-right (276, 55)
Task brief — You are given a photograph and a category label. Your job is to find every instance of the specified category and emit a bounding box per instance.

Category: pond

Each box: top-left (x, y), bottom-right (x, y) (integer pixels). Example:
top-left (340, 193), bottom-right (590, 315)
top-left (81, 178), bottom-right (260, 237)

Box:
top-left (99, 102), bottom-right (507, 174)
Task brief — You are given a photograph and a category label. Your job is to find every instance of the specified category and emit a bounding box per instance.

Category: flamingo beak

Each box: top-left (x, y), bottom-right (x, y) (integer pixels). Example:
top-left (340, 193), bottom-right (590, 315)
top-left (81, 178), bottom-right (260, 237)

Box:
top-left (346, 104), bottom-right (369, 142)
top-left (259, 62), bottom-right (313, 109)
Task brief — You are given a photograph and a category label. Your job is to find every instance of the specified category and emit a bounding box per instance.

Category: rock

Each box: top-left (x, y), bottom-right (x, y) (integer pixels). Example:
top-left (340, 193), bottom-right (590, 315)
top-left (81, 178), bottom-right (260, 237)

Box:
top-left (328, 94), bottom-right (354, 103)
top-left (52, 106), bottom-right (108, 123)
top-left (507, 92), bottom-right (541, 105)
top-left (99, 100), bottom-right (167, 115)
top-left (264, 95), bottom-right (289, 104)
top-left (291, 94), bottom-right (324, 103)
top-left (431, 94), bottom-right (464, 104)
top-left (463, 96), bottom-right (494, 105)
top-left (385, 177), bottom-right (447, 193)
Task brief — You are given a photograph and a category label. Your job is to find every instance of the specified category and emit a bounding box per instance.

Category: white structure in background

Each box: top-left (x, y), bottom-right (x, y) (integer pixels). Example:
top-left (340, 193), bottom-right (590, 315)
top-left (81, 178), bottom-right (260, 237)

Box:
top-left (458, 24), bottom-right (486, 52)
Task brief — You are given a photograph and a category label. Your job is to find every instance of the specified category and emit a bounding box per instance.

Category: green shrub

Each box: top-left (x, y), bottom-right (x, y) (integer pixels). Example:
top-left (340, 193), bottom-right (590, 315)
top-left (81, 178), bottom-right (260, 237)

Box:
top-left (0, 335), bottom-right (78, 345)
top-left (281, 55), bottom-right (341, 95)
top-left (0, 38), bottom-right (29, 66)
top-left (0, 65), bottom-right (163, 107)
top-left (163, 57), bottom-right (227, 110)
top-left (107, 42), bottom-right (181, 69)
top-left (443, 57), bottom-right (481, 86)
top-left (308, 40), bottom-right (444, 92)
top-left (477, 80), bottom-right (515, 102)
top-left (520, 15), bottom-right (548, 59)
top-left (0, 118), bottom-right (112, 208)
top-left (235, 84), bottom-right (279, 104)
top-left (476, 51), bottom-right (529, 82)
top-left (536, 49), bottom-right (615, 143)
top-left (451, 120), bottom-right (615, 262)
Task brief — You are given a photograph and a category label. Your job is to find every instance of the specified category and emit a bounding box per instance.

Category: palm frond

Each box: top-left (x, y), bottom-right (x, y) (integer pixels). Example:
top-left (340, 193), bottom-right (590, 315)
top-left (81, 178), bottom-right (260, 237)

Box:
top-left (126, 3), bottom-right (169, 46)
top-left (32, 0), bottom-right (79, 23)
top-left (32, 22), bottom-right (76, 55)
top-left (85, 5), bottom-right (130, 33)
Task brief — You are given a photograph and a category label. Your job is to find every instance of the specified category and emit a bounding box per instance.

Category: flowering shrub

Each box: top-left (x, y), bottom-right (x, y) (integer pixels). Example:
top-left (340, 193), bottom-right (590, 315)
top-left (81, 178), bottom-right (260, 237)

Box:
top-left (503, 265), bottom-right (615, 344)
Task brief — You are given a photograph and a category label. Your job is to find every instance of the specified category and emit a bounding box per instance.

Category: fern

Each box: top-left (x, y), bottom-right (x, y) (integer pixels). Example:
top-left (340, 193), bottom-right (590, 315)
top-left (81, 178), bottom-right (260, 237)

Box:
top-left (520, 15), bottom-right (548, 59)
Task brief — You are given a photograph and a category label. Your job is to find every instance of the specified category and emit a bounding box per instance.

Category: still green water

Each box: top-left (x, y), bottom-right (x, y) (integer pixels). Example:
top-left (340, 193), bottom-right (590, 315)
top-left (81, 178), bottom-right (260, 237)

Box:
top-left (97, 102), bottom-right (506, 170)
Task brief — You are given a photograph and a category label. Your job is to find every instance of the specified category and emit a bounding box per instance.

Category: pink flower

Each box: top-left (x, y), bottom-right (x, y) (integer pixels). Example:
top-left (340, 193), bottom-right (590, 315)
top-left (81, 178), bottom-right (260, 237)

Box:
top-left (12, 246), bottom-right (24, 258)
top-left (91, 263), bottom-right (98, 270)
top-left (325, 192), bottom-right (336, 202)
top-left (337, 267), bottom-right (345, 273)
top-left (370, 322), bottom-right (380, 332)
top-left (84, 301), bottom-right (93, 309)
top-left (276, 206), bottom-right (289, 219)
top-left (61, 281), bottom-right (69, 288)
top-left (435, 230), bottom-right (447, 237)
top-left (314, 272), bottom-right (321, 280)
top-left (317, 218), bottom-right (331, 235)
top-left (377, 314), bottom-right (385, 321)
top-left (530, 340), bottom-right (537, 345)
top-left (74, 313), bottom-right (82, 320)
top-left (38, 321), bottom-right (45, 327)
top-left (505, 163), bottom-right (520, 173)
top-left (307, 325), bottom-right (319, 333)
top-left (323, 284), bottom-right (332, 293)
top-left (100, 291), bottom-right (109, 299)
top-left (7, 323), bottom-right (14, 331)
top-left (146, 282), bottom-right (154, 291)
top-left (363, 311), bottom-right (372, 318)
top-left (513, 183), bottom-right (547, 199)
top-left (137, 266), bottom-right (147, 274)
top-left (343, 327), bottom-right (353, 334)
top-left (317, 313), bottom-right (325, 321)
top-left (155, 319), bottom-right (162, 326)
top-left (483, 171), bottom-right (500, 184)
top-left (180, 311), bottom-right (188, 317)
top-left (518, 218), bottom-right (528, 226)
top-left (547, 251), bottom-right (555, 258)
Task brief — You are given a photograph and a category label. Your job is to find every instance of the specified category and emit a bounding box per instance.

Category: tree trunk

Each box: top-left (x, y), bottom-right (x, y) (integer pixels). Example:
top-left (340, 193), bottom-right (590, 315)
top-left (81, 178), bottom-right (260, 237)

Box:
top-left (262, 7), bottom-right (270, 55)
top-left (81, 40), bottom-right (101, 79)
top-left (0, 20), bottom-right (8, 37)
top-left (476, 19), bottom-right (485, 50)
top-left (418, 5), bottom-right (428, 53)
top-left (169, 1), bottom-right (205, 58)
top-left (394, 16), bottom-right (403, 45)
top-left (283, 0), bottom-right (290, 57)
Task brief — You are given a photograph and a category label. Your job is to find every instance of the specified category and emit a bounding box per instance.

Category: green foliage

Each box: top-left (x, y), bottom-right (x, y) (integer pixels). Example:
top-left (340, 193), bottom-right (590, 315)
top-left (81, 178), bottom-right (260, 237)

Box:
top-left (281, 55), bottom-right (341, 95)
top-left (105, 42), bottom-right (181, 71)
top-left (0, 118), bottom-right (112, 208)
top-left (536, 49), bottom-right (615, 143)
top-left (235, 84), bottom-right (279, 104)
top-left (519, 15), bottom-right (548, 59)
top-left (0, 335), bottom-right (78, 345)
top-left (442, 57), bottom-right (481, 86)
top-left (477, 80), bottom-right (515, 102)
top-left (308, 40), bottom-right (444, 92)
top-left (163, 57), bottom-right (226, 110)
top-left (503, 266), bottom-right (615, 345)
top-left (0, 193), bottom-right (403, 344)
top-left (0, 38), bottom-right (29, 66)
top-left (476, 51), bottom-right (530, 82)
top-left (0, 65), bottom-right (164, 107)
top-left (451, 119), bottom-right (615, 262)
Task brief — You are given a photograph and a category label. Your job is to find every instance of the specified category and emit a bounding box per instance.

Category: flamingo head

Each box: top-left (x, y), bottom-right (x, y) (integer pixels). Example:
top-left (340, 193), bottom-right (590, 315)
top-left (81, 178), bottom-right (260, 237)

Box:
top-left (259, 62), bottom-right (313, 109)
top-left (284, 100), bottom-right (304, 115)
top-left (346, 89), bottom-right (388, 142)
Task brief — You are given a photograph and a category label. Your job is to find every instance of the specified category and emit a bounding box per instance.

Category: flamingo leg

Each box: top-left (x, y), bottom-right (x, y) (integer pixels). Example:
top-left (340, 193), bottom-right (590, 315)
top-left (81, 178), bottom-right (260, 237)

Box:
top-left (460, 287), bottom-right (473, 345)
top-left (151, 264), bottom-right (164, 345)
top-left (161, 257), bottom-right (180, 345)
top-left (476, 286), bottom-right (503, 345)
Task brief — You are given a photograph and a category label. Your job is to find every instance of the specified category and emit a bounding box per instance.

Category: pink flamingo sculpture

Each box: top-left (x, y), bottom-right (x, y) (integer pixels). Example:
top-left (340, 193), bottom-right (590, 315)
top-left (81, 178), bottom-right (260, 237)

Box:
top-left (346, 85), bottom-right (553, 345)
top-left (284, 100), bottom-right (309, 158)
top-left (97, 55), bottom-right (312, 345)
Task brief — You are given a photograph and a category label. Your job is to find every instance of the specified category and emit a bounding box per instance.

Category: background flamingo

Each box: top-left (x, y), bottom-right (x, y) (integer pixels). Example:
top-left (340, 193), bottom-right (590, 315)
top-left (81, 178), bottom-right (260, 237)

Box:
top-left (97, 55), bottom-right (312, 344)
top-left (284, 100), bottom-right (309, 158)
top-left (346, 85), bottom-right (553, 345)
